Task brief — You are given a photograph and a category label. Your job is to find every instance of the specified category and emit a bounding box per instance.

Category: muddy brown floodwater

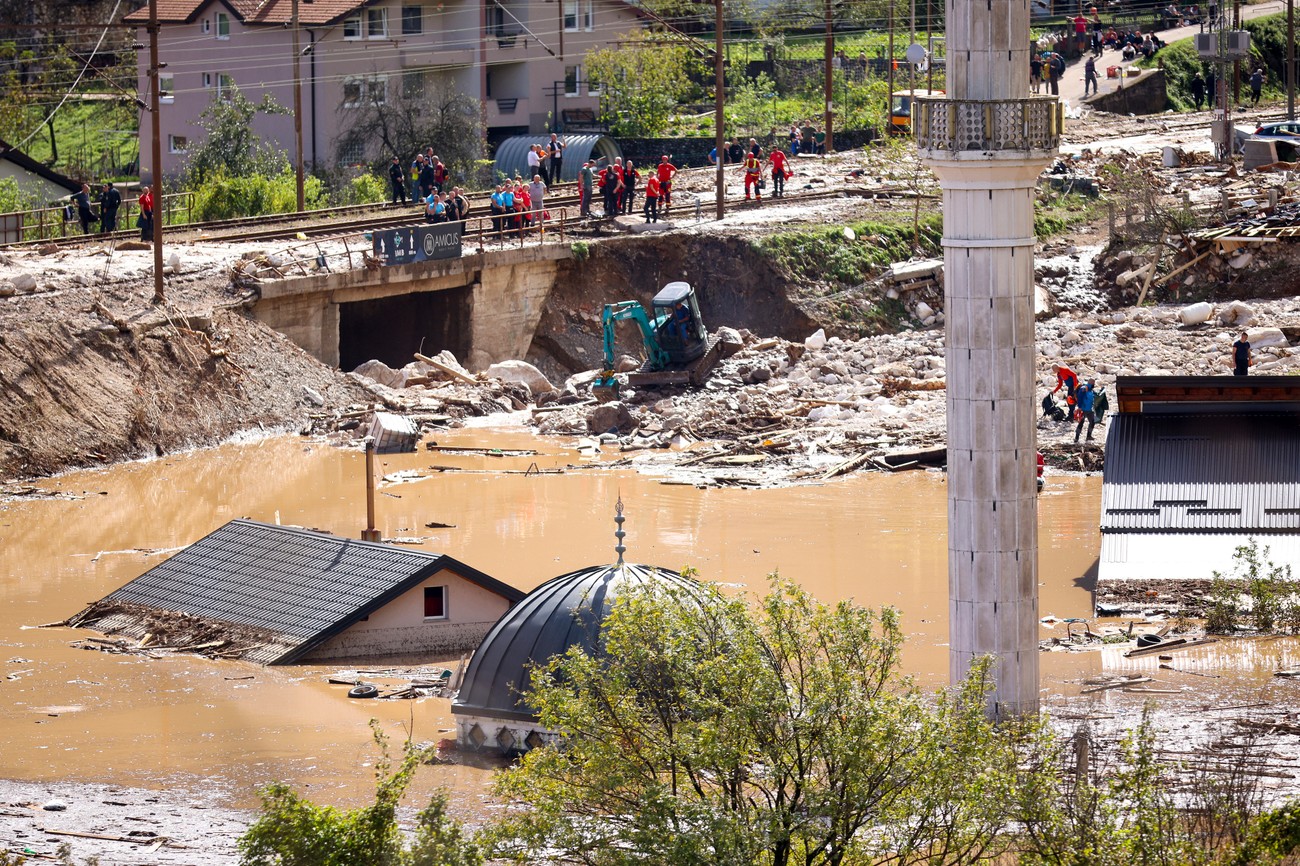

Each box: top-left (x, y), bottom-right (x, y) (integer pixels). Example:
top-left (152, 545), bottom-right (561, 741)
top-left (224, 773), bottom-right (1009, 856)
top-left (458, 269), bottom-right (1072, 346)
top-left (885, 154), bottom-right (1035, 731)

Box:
top-left (2, 428), bottom-right (1297, 827)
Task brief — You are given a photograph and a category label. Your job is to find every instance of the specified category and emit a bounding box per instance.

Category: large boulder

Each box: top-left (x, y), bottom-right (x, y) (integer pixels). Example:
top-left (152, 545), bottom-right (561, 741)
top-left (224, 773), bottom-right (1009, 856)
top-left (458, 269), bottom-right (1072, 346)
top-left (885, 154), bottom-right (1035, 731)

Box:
top-left (485, 360), bottom-right (554, 396)
top-left (1218, 300), bottom-right (1257, 327)
top-left (352, 359), bottom-right (407, 389)
top-left (1246, 327), bottom-right (1288, 350)
top-left (9, 273), bottom-right (37, 293)
top-left (587, 400), bottom-right (633, 434)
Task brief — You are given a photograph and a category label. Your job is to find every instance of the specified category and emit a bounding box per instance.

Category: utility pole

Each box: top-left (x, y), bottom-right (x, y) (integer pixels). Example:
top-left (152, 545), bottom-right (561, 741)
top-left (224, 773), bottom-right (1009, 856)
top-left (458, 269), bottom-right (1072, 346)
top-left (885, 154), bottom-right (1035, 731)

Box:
top-left (887, 0), bottom-right (895, 121)
top-left (292, 0), bottom-right (305, 212)
top-left (1288, 0), bottom-right (1295, 119)
top-left (147, 0), bottom-right (164, 305)
top-left (714, 0), bottom-right (725, 220)
top-left (823, 0), bottom-right (833, 151)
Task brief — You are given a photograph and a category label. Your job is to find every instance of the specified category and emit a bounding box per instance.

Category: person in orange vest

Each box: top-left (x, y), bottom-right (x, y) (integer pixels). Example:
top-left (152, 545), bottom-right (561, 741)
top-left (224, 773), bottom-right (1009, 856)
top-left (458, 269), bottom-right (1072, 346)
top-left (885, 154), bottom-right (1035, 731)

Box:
top-left (1052, 363), bottom-right (1079, 404)
top-left (742, 151), bottom-right (762, 200)
top-left (643, 173), bottom-right (661, 223)
top-left (767, 148), bottom-right (788, 198)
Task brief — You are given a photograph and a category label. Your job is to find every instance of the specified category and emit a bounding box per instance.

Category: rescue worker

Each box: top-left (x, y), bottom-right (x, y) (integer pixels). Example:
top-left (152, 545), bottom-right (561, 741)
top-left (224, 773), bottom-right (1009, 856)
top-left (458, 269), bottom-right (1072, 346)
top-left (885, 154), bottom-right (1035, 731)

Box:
top-left (643, 173), bottom-right (661, 223)
top-left (656, 156), bottom-right (677, 213)
top-left (742, 150), bottom-right (763, 200)
top-left (767, 148), bottom-right (788, 198)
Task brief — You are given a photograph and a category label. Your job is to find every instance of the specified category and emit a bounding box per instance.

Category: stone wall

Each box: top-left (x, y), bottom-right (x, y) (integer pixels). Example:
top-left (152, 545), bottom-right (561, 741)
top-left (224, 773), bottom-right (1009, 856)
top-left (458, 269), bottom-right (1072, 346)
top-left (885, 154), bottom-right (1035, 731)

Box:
top-left (302, 620), bottom-right (497, 661)
top-left (1084, 69), bottom-right (1168, 116)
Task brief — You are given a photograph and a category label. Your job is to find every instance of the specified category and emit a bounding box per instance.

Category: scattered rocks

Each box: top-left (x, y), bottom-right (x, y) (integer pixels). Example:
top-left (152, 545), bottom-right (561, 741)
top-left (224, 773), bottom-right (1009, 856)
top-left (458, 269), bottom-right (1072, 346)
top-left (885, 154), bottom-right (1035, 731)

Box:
top-left (1179, 302), bottom-right (1214, 326)
top-left (485, 360), bottom-right (554, 396)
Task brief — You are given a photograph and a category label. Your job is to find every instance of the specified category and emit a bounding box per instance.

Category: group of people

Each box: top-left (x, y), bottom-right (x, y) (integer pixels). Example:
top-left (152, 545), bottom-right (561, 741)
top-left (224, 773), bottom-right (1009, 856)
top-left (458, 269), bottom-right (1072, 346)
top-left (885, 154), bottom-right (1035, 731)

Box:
top-left (487, 175), bottom-right (550, 233)
top-left (1051, 363), bottom-right (1108, 444)
top-left (68, 181), bottom-right (153, 242)
top-left (576, 155), bottom-right (677, 223)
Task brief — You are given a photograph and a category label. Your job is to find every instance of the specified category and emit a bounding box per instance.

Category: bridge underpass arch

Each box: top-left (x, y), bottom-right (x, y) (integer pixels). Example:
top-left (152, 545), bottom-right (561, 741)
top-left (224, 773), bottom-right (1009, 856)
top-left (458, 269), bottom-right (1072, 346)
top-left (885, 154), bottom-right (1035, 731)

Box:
top-left (337, 285), bottom-right (472, 371)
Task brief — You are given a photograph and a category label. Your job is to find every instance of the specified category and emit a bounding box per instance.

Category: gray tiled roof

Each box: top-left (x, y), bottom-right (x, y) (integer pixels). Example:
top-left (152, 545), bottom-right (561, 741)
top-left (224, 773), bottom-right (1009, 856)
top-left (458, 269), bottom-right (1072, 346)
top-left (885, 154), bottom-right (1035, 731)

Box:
top-left (92, 519), bottom-right (520, 664)
top-left (1101, 412), bottom-right (1300, 533)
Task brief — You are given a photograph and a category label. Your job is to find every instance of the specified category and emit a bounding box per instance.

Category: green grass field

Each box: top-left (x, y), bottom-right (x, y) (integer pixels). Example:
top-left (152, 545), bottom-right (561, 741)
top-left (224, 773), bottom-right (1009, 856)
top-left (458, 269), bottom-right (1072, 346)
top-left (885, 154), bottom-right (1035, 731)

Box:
top-left (20, 94), bottom-right (139, 183)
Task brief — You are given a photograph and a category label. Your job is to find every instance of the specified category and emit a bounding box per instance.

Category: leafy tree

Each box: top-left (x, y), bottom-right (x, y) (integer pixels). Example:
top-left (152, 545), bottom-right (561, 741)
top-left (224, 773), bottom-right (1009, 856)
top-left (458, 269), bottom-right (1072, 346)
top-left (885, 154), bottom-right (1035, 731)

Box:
top-left (334, 73), bottom-right (484, 184)
top-left (586, 32), bottom-right (704, 136)
top-left (0, 177), bottom-right (33, 214)
top-left (239, 720), bottom-right (482, 866)
top-left (182, 87), bottom-right (291, 187)
top-left (490, 576), bottom-right (1026, 866)
top-left (1206, 538), bottom-right (1299, 635)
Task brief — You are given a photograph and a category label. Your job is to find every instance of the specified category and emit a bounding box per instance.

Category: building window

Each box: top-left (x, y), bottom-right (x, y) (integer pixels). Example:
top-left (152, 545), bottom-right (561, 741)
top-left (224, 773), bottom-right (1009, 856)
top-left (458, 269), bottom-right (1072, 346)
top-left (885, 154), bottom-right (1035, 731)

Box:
top-left (401, 5), bottom-right (423, 35)
top-left (564, 0), bottom-right (577, 31)
top-left (368, 8), bottom-right (388, 38)
top-left (200, 17), bottom-right (210, 34)
top-left (337, 139), bottom-right (366, 165)
top-left (159, 73), bottom-right (174, 102)
top-left (402, 70), bottom-right (424, 100)
top-left (564, 65), bottom-right (580, 96)
top-left (201, 71), bottom-right (212, 88)
top-left (423, 586), bottom-right (447, 619)
top-left (216, 73), bottom-right (235, 101)
top-left (215, 11), bottom-right (230, 38)
top-left (343, 14), bottom-right (362, 39)
top-left (343, 78), bottom-right (364, 107)
top-left (168, 135), bottom-right (188, 153)
top-left (344, 76), bottom-right (386, 107)
top-left (582, 0), bottom-right (593, 30)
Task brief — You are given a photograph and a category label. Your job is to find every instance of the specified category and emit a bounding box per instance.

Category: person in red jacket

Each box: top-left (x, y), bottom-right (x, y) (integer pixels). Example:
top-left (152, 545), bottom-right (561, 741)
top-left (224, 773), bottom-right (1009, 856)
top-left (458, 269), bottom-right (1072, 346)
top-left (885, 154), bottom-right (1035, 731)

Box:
top-left (1052, 363), bottom-right (1079, 403)
top-left (767, 148), bottom-right (788, 198)
top-left (137, 184), bottom-right (154, 241)
top-left (656, 156), bottom-right (677, 213)
top-left (643, 174), bottom-right (661, 223)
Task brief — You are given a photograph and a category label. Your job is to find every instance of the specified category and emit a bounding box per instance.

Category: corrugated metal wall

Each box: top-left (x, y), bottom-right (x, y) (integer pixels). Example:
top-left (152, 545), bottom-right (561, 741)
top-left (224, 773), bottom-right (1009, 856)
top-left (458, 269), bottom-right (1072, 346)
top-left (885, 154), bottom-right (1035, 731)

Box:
top-left (493, 134), bottom-right (622, 184)
top-left (1101, 412), bottom-right (1300, 533)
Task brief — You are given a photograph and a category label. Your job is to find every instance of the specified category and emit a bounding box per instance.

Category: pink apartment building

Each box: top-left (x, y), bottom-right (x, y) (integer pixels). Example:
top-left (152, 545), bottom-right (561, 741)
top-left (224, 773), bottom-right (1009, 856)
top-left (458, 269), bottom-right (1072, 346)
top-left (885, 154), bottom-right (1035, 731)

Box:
top-left (126, 0), bottom-right (644, 178)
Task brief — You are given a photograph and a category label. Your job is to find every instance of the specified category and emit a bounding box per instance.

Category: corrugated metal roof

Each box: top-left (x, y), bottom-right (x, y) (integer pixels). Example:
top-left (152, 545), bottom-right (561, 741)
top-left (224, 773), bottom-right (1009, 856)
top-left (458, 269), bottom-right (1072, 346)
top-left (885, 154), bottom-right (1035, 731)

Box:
top-left (452, 563), bottom-right (701, 723)
top-left (494, 135), bottom-right (622, 185)
top-left (1101, 412), bottom-right (1300, 533)
top-left (82, 519), bottom-right (520, 664)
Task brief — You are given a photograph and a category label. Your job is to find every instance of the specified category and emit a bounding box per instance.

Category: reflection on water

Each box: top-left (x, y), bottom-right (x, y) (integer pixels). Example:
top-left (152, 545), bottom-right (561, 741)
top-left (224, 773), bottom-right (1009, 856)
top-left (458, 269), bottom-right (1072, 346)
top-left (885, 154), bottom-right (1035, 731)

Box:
top-left (0, 433), bottom-right (1291, 815)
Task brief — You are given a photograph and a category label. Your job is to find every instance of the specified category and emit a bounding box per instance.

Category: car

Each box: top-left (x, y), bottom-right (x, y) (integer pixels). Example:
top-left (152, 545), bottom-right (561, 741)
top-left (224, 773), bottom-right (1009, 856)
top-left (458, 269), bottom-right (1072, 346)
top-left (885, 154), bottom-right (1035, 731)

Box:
top-left (1234, 120), bottom-right (1300, 154)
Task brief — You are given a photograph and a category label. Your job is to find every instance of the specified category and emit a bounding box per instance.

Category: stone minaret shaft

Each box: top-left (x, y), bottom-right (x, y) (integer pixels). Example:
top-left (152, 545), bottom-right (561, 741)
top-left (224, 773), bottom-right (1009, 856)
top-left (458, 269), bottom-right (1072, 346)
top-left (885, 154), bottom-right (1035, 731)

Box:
top-left (918, 0), bottom-right (1060, 716)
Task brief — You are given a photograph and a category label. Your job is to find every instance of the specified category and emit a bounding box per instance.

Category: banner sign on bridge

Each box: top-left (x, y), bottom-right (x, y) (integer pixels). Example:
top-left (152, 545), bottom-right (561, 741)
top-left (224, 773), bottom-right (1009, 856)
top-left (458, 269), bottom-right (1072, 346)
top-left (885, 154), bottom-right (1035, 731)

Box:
top-left (372, 222), bottom-right (464, 264)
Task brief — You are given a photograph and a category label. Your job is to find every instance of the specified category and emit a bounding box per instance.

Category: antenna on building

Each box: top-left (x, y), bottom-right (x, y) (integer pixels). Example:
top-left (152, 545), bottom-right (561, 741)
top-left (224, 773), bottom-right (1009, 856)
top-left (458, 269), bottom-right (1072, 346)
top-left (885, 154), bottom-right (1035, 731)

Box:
top-left (614, 496), bottom-right (626, 566)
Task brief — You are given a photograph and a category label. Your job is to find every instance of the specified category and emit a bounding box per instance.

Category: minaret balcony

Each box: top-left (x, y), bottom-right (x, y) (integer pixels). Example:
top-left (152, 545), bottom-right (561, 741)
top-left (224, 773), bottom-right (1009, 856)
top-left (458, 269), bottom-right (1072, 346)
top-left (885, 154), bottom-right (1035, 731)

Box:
top-left (914, 96), bottom-right (1062, 158)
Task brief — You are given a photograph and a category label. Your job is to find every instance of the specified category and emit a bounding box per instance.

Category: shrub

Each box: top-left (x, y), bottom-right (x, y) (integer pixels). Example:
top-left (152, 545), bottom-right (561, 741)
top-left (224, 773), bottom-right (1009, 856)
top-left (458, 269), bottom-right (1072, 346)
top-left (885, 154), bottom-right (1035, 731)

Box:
top-left (192, 170), bottom-right (327, 221)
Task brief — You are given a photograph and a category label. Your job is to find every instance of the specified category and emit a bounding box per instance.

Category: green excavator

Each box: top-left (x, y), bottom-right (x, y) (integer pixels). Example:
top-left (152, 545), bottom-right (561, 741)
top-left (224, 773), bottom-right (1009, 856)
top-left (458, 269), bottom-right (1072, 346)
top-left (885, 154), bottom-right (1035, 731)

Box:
top-left (591, 282), bottom-right (723, 402)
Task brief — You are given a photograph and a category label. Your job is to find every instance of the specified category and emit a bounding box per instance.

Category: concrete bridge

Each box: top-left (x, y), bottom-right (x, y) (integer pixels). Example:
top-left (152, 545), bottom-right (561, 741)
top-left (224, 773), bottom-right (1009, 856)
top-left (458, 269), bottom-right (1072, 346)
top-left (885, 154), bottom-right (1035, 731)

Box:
top-left (253, 243), bottom-right (572, 372)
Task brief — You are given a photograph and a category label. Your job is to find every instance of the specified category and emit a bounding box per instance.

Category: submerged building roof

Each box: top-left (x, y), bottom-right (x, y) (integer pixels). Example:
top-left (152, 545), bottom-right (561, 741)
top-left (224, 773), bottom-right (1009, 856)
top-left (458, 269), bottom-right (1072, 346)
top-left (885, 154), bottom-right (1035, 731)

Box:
top-left (452, 562), bottom-right (700, 724)
top-left (1102, 376), bottom-right (1300, 536)
top-left (75, 518), bottom-right (522, 664)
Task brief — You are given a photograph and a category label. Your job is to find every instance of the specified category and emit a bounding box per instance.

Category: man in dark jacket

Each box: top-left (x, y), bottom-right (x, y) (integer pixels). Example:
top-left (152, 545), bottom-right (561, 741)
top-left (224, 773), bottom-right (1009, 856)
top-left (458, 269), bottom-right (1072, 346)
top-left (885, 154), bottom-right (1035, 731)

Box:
top-left (99, 182), bottom-right (121, 233)
top-left (1074, 378), bottom-right (1097, 443)
top-left (388, 157), bottom-right (407, 204)
top-left (1233, 331), bottom-right (1251, 375)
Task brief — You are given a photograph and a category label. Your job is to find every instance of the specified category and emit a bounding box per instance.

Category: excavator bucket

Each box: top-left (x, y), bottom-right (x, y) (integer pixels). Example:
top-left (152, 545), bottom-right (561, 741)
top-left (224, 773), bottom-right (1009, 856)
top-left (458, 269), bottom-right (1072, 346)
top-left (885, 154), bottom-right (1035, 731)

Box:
top-left (591, 373), bottom-right (620, 403)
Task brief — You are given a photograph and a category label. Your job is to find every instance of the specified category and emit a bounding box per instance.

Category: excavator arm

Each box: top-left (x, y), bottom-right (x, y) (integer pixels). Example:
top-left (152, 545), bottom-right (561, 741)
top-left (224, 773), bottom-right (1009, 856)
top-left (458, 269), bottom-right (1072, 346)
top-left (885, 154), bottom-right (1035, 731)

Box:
top-left (593, 301), bottom-right (670, 402)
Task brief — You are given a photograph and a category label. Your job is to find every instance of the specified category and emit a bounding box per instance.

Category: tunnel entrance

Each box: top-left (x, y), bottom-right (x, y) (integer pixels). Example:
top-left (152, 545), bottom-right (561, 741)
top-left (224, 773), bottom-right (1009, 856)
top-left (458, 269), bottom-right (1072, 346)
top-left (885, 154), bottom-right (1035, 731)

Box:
top-left (338, 287), bottom-right (471, 371)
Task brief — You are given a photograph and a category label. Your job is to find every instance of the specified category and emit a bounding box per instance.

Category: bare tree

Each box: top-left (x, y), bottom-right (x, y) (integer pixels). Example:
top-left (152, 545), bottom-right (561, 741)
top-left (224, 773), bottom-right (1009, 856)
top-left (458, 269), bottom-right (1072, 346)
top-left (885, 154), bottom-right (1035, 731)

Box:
top-left (334, 72), bottom-right (484, 182)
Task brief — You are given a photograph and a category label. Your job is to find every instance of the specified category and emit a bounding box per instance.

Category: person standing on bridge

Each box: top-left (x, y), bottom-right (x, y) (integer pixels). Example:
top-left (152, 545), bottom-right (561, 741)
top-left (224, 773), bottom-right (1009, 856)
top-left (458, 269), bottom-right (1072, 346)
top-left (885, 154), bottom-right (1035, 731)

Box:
top-left (99, 182), bottom-right (121, 234)
top-left (451, 187), bottom-right (469, 222)
top-left (388, 157), bottom-right (408, 205)
top-left (548, 133), bottom-right (565, 185)
top-left (137, 184), bottom-right (154, 242)
top-left (579, 159), bottom-right (594, 218)
top-left (643, 173), bottom-right (661, 223)
top-left (621, 160), bottom-right (638, 215)
top-left (656, 156), bottom-right (677, 214)
top-left (529, 174), bottom-right (546, 228)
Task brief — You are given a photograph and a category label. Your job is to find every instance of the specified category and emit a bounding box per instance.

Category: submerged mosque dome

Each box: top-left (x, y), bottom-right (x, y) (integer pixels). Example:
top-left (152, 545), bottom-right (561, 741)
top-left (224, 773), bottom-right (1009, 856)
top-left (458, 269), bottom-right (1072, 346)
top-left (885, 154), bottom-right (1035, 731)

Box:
top-left (451, 502), bottom-right (698, 753)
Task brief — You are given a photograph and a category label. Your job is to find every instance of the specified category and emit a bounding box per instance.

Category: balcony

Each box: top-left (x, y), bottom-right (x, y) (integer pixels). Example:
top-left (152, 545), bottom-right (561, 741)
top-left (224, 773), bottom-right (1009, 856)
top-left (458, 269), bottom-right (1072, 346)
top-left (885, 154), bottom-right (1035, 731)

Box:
top-left (401, 45), bottom-right (475, 68)
top-left (486, 96), bottom-right (529, 127)
top-left (914, 96), bottom-right (1062, 156)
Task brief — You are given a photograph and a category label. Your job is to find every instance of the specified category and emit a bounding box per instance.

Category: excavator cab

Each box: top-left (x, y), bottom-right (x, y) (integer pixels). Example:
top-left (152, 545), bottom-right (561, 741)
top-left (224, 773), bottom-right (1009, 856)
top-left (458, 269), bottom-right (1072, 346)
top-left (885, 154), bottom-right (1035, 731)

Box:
top-left (651, 282), bottom-right (707, 364)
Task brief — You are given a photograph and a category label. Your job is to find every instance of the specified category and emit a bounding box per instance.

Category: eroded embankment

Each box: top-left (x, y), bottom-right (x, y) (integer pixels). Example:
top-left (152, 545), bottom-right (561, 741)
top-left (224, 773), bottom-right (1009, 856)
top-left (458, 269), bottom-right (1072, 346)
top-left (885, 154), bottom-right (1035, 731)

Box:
top-left (0, 302), bottom-right (367, 480)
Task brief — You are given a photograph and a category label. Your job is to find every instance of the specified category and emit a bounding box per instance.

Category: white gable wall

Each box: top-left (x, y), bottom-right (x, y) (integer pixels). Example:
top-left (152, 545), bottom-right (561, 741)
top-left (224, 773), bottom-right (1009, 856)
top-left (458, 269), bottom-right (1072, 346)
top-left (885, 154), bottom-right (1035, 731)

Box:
top-left (301, 566), bottom-right (514, 661)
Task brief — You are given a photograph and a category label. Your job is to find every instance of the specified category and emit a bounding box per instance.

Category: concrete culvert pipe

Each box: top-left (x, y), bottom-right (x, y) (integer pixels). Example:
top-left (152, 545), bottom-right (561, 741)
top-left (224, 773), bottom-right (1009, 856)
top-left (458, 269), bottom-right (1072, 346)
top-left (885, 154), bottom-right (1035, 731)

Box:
top-left (493, 134), bottom-right (622, 184)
